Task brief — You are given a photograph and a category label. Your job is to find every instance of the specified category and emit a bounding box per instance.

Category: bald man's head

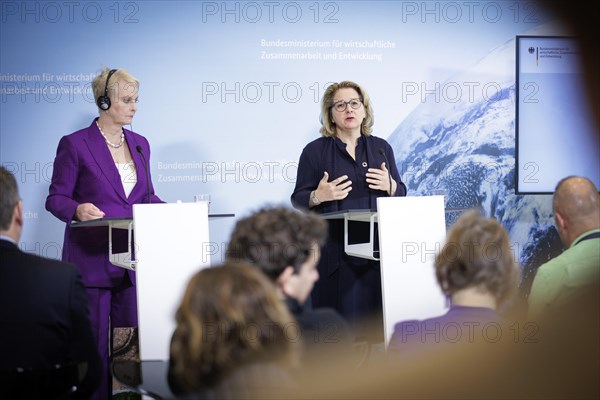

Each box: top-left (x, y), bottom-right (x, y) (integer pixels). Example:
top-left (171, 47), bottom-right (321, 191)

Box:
top-left (553, 176), bottom-right (600, 247)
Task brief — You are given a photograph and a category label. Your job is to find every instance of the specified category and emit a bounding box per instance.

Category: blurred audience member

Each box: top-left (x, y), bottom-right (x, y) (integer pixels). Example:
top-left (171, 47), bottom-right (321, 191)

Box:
top-left (168, 262), bottom-right (299, 398)
top-left (389, 210), bottom-right (520, 352)
top-left (528, 176), bottom-right (600, 318)
top-left (0, 166), bottom-right (100, 399)
top-left (227, 206), bottom-right (354, 364)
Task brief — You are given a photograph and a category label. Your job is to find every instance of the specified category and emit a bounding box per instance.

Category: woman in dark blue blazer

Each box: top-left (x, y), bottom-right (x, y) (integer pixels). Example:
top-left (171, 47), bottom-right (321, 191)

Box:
top-left (291, 81), bottom-right (407, 341)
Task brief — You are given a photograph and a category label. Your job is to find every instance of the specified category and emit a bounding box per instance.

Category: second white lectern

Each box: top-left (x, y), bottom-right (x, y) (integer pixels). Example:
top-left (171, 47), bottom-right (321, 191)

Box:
top-left (133, 202), bottom-right (211, 360)
top-left (319, 197), bottom-right (448, 347)
top-left (377, 196), bottom-right (447, 347)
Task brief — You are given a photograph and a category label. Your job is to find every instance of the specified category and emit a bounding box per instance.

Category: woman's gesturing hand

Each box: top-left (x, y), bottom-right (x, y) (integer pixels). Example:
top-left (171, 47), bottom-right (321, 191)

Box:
top-left (315, 171), bottom-right (352, 202)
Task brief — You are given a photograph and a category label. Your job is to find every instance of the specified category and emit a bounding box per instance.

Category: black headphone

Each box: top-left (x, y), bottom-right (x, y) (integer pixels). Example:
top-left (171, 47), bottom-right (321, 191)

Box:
top-left (96, 69), bottom-right (117, 110)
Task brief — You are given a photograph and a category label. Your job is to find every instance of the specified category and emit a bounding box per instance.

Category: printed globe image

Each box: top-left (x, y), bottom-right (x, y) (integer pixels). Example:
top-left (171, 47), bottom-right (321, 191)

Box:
top-left (387, 38), bottom-right (563, 285)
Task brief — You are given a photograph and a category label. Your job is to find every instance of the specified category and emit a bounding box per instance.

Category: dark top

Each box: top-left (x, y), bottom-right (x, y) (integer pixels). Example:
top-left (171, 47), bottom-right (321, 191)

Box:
top-left (0, 239), bottom-right (101, 398)
top-left (285, 297), bottom-right (353, 350)
top-left (168, 355), bottom-right (295, 399)
top-left (291, 135), bottom-right (407, 274)
top-left (388, 305), bottom-right (505, 353)
top-left (175, 362), bottom-right (296, 400)
top-left (291, 135), bottom-right (406, 213)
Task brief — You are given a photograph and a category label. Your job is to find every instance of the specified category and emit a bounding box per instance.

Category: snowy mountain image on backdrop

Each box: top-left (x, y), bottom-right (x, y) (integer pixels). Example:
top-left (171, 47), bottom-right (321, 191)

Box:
top-left (387, 36), bottom-right (563, 284)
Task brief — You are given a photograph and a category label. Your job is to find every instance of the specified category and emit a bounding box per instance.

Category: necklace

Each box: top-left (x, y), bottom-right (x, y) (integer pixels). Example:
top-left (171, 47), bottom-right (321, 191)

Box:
top-left (97, 121), bottom-right (124, 148)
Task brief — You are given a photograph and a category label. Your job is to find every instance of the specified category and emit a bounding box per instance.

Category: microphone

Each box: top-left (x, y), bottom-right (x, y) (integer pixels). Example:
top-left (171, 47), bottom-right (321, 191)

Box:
top-left (136, 145), bottom-right (151, 204)
top-left (378, 148), bottom-right (393, 197)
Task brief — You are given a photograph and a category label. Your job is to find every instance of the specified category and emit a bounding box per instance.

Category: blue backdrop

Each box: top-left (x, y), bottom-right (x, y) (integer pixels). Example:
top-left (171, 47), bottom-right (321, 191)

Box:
top-left (1, 1), bottom-right (578, 286)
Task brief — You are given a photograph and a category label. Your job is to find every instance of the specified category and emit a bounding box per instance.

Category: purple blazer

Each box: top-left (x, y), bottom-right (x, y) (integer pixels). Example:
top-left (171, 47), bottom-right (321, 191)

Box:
top-left (46, 118), bottom-right (162, 288)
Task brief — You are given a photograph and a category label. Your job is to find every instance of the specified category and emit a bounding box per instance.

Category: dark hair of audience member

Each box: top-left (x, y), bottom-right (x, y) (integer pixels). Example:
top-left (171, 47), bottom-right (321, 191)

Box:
top-left (226, 207), bottom-right (327, 280)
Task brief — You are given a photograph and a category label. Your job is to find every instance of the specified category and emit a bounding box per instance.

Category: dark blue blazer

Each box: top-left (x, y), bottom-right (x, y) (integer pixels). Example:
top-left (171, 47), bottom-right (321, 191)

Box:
top-left (291, 135), bottom-right (406, 212)
top-left (291, 135), bottom-right (406, 273)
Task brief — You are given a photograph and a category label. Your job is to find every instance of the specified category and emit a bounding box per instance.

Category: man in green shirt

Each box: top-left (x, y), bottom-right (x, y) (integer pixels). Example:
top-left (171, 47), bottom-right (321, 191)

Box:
top-left (528, 176), bottom-right (600, 318)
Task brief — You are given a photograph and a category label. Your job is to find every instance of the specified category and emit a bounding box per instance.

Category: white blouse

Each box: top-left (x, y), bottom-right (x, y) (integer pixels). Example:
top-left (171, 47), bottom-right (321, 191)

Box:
top-left (116, 161), bottom-right (137, 198)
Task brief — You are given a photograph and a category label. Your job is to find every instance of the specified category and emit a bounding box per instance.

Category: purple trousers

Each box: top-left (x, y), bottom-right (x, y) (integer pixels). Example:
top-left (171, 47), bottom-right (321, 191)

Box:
top-left (86, 278), bottom-right (137, 400)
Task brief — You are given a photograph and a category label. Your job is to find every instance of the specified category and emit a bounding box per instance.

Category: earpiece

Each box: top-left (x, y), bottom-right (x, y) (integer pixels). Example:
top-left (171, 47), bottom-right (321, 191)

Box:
top-left (96, 69), bottom-right (117, 111)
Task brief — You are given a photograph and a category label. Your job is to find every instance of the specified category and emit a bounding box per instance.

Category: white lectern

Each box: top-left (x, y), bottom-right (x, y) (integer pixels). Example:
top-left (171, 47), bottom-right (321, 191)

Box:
top-left (71, 203), bottom-right (234, 360)
top-left (319, 197), bottom-right (448, 347)
top-left (133, 202), bottom-right (211, 360)
top-left (377, 196), bottom-right (447, 347)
